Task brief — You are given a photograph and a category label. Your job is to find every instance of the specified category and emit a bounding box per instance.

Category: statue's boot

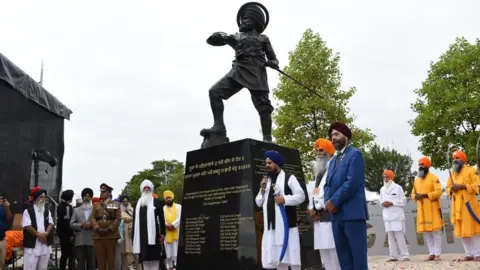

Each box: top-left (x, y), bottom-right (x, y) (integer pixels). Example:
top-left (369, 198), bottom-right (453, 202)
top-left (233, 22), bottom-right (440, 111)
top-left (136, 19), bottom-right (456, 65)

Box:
top-left (201, 96), bottom-right (227, 136)
top-left (260, 113), bottom-right (273, 143)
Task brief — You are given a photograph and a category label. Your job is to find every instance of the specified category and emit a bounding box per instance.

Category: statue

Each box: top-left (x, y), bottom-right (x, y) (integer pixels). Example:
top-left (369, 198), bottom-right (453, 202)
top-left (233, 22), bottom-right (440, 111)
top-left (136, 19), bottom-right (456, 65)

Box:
top-left (200, 2), bottom-right (279, 148)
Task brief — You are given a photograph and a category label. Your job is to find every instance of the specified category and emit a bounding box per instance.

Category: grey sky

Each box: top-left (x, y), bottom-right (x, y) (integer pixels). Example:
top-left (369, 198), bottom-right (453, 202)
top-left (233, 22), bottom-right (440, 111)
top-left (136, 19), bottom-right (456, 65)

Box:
top-left (2, 0), bottom-right (479, 199)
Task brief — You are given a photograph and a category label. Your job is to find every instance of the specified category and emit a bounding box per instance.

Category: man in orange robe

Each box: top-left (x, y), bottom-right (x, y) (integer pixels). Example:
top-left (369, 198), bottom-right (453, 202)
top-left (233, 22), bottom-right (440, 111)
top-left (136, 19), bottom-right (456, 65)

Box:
top-left (411, 156), bottom-right (443, 261)
top-left (446, 150), bottom-right (480, 261)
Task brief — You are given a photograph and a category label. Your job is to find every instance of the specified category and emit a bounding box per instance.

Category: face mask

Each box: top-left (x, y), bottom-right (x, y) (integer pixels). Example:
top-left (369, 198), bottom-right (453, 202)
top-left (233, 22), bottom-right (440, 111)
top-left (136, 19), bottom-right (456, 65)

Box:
top-left (453, 160), bottom-right (464, 172)
top-left (418, 167), bottom-right (429, 178)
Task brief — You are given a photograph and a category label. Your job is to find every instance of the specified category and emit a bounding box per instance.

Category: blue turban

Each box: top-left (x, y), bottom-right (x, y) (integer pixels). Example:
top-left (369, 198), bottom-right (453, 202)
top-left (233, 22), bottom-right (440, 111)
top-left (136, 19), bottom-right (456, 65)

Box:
top-left (265, 150), bottom-right (285, 167)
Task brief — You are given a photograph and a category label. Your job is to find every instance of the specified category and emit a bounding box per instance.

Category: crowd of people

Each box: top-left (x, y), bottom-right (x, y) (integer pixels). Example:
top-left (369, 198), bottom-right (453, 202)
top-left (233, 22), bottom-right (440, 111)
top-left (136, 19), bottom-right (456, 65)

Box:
top-left (256, 121), bottom-right (480, 270)
top-left (17, 182), bottom-right (181, 270)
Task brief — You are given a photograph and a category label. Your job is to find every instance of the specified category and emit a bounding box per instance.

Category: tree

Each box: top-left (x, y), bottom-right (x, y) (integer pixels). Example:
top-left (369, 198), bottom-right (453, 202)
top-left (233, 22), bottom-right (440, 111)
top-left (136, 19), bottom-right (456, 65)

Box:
top-left (410, 37), bottom-right (480, 169)
top-left (272, 29), bottom-right (375, 180)
top-left (364, 143), bottom-right (414, 195)
top-left (121, 159), bottom-right (185, 204)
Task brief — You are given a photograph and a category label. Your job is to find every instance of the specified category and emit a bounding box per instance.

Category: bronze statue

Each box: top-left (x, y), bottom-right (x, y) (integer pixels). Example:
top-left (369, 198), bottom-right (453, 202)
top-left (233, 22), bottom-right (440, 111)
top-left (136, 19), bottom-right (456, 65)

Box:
top-left (200, 2), bottom-right (279, 148)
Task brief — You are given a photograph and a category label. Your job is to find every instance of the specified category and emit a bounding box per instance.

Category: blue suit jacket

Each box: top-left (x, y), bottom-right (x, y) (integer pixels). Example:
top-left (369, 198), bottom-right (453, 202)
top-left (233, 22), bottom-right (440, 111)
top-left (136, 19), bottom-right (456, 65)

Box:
top-left (324, 145), bottom-right (369, 221)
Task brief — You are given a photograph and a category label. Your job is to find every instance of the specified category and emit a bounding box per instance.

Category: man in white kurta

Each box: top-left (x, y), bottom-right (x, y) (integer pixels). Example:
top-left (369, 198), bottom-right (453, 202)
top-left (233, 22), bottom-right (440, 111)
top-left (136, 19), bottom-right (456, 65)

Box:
top-left (379, 169), bottom-right (410, 262)
top-left (22, 189), bottom-right (54, 270)
top-left (255, 150), bottom-right (305, 270)
top-left (163, 190), bottom-right (182, 270)
top-left (308, 138), bottom-right (340, 270)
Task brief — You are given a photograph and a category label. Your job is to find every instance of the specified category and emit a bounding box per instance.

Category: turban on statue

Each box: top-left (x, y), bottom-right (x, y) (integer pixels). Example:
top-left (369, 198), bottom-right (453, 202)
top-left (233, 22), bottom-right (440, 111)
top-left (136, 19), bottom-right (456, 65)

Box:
top-left (383, 170), bottom-right (395, 180)
top-left (61, 190), bottom-right (74, 201)
top-left (314, 138), bottom-right (335, 156)
top-left (328, 122), bottom-right (352, 139)
top-left (418, 157), bottom-right (432, 168)
top-left (265, 150), bottom-right (285, 167)
top-left (452, 150), bottom-right (467, 163)
top-left (163, 190), bottom-right (175, 200)
top-left (82, 188), bottom-right (93, 198)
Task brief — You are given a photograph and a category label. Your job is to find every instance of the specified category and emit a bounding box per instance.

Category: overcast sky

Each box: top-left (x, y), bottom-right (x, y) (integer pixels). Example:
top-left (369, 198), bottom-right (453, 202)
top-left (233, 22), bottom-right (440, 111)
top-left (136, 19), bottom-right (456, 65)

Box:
top-left (2, 0), bottom-right (479, 199)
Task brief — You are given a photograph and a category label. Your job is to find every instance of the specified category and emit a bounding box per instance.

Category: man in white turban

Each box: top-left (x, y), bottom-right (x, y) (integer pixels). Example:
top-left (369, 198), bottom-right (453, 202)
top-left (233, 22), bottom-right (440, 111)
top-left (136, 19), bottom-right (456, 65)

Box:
top-left (132, 180), bottom-right (167, 270)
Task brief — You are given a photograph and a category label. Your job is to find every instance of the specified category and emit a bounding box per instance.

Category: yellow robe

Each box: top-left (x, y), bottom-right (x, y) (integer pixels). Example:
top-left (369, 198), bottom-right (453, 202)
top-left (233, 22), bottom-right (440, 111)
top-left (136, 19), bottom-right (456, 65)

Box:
top-left (411, 173), bottom-right (443, 232)
top-left (445, 165), bottom-right (480, 238)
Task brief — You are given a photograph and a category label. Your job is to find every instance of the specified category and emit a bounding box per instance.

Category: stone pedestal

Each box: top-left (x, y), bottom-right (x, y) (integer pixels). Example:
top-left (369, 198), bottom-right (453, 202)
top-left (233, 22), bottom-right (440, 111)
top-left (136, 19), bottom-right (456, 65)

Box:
top-left (176, 139), bottom-right (322, 270)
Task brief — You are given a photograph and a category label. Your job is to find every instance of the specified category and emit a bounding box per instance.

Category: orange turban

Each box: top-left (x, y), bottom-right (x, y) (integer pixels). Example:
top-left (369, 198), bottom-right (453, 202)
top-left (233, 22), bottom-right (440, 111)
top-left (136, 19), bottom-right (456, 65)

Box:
top-left (452, 150), bottom-right (467, 163)
top-left (314, 138), bottom-right (335, 156)
top-left (92, 197), bottom-right (100, 205)
top-left (383, 170), bottom-right (395, 180)
top-left (418, 156), bottom-right (432, 168)
top-left (152, 193), bottom-right (159, 199)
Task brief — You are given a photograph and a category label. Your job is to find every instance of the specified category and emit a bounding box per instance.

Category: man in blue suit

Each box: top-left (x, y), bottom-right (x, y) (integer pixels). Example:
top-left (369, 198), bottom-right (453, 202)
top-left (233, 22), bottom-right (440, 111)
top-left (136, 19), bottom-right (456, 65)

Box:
top-left (324, 122), bottom-right (369, 270)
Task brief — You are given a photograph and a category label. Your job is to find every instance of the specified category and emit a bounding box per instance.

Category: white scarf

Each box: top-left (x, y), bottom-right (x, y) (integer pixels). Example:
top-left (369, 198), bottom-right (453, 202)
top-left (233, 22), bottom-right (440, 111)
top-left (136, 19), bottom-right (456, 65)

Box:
top-left (133, 180), bottom-right (156, 254)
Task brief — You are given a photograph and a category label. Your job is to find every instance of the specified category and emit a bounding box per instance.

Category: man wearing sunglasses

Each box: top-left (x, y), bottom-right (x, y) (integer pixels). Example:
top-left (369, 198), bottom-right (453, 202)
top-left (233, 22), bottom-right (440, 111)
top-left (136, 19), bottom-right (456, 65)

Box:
top-left (0, 191), bottom-right (12, 270)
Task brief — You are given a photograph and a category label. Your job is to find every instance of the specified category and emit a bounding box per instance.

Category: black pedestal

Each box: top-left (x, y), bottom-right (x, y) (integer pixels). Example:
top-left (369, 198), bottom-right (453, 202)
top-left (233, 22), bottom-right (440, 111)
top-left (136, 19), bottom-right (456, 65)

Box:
top-left (176, 139), bottom-right (322, 270)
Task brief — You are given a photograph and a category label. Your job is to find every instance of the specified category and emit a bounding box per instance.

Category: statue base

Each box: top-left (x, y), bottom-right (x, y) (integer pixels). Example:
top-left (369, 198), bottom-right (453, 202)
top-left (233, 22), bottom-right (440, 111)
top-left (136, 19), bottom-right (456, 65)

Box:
top-left (177, 138), bottom-right (322, 270)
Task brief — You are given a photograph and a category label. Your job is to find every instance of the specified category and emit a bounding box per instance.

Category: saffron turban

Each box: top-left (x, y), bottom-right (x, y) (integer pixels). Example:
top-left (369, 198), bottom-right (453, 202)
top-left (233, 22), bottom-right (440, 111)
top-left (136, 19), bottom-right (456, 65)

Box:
top-left (265, 150), bottom-right (285, 167)
top-left (418, 156), bottom-right (432, 168)
top-left (163, 190), bottom-right (174, 200)
top-left (314, 138), bottom-right (335, 156)
top-left (383, 170), bottom-right (395, 180)
top-left (452, 150), bottom-right (467, 163)
top-left (328, 122), bottom-right (352, 139)
top-left (92, 197), bottom-right (100, 204)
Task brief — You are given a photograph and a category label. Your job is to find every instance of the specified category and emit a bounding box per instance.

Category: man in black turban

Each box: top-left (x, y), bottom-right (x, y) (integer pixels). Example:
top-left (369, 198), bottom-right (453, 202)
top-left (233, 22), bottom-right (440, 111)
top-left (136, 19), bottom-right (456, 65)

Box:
top-left (201, 2), bottom-right (279, 146)
top-left (57, 189), bottom-right (75, 270)
top-left (324, 122), bottom-right (369, 270)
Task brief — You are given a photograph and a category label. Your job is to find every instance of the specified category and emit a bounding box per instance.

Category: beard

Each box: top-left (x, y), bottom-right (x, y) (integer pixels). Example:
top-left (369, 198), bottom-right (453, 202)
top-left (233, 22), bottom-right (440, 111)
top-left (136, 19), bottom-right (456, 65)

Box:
top-left (120, 202), bottom-right (132, 212)
top-left (383, 180), bottom-right (393, 189)
top-left (166, 201), bottom-right (173, 206)
top-left (314, 156), bottom-right (329, 177)
top-left (36, 201), bottom-right (45, 213)
top-left (138, 192), bottom-right (153, 207)
top-left (83, 200), bottom-right (92, 207)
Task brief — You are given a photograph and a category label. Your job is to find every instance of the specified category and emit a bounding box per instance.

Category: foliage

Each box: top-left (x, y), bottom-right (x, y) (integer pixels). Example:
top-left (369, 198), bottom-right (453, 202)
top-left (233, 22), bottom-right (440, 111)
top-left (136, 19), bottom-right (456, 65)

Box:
top-left (121, 159), bottom-right (185, 204)
top-left (272, 29), bottom-right (375, 180)
top-left (364, 143), bottom-right (415, 195)
top-left (410, 37), bottom-right (480, 169)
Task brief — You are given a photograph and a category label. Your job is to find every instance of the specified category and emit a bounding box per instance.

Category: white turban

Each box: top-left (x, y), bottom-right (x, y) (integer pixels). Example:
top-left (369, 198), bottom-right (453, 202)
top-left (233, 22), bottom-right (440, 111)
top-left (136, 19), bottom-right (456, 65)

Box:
top-left (140, 179), bottom-right (154, 193)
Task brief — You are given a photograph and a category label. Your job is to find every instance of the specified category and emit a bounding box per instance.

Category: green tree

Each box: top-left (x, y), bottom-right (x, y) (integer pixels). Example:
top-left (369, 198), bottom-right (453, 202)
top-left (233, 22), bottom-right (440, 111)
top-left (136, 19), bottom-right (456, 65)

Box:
top-left (272, 29), bottom-right (375, 180)
top-left (410, 37), bottom-right (480, 169)
top-left (364, 143), bottom-right (414, 195)
top-left (121, 159), bottom-right (185, 204)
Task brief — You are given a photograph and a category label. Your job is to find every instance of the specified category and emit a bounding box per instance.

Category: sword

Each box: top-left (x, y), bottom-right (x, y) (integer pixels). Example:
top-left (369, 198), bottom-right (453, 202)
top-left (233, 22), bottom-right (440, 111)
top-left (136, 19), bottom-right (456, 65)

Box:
top-left (257, 57), bottom-right (324, 99)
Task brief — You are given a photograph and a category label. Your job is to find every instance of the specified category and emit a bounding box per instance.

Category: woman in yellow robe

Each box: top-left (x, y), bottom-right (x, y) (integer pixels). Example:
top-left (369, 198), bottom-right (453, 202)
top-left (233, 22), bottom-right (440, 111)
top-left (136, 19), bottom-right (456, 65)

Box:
top-left (410, 156), bottom-right (443, 261)
top-left (446, 150), bottom-right (480, 261)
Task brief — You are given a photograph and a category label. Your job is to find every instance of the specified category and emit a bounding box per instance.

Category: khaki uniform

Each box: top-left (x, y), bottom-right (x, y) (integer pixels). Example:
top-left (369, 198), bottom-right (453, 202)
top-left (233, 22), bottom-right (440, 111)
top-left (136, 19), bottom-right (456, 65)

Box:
top-left (91, 199), bottom-right (121, 270)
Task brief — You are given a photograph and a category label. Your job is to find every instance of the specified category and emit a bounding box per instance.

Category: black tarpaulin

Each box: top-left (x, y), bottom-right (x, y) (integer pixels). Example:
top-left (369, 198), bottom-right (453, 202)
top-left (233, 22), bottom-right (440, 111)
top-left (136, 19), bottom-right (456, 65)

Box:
top-left (0, 53), bottom-right (72, 215)
top-left (0, 53), bottom-right (72, 119)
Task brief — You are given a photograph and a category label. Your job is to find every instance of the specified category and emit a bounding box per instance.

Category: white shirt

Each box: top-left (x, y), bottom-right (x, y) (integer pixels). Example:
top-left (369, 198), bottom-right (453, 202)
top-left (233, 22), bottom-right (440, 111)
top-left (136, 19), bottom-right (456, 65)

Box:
top-left (379, 182), bottom-right (406, 222)
top-left (22, 205), bottom-right (54, 255)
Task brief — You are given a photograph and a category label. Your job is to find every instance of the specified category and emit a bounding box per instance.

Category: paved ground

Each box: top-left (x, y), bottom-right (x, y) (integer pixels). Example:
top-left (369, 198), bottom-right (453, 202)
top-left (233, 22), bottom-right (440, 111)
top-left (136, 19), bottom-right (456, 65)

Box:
top-left (369, 254), bottom-right (480, 269)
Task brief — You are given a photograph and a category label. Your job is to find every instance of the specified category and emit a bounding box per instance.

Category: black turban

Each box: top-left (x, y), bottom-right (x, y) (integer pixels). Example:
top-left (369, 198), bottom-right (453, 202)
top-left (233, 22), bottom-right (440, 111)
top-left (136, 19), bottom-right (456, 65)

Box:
top-left (33, 189), bottom-right (46, 201)
top-left (82, 188), bottom-right (93, 198)
top-left (119, 194), bottom-right (130, 203)
top-left (329, 122), bottom-right (352, 139)
top-left (61, 189), bottom-right (74, 201)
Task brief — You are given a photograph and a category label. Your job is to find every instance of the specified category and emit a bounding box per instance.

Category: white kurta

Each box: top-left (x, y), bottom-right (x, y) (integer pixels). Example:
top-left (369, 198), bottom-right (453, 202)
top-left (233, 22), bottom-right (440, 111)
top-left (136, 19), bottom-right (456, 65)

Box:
top-left (164, 203), bottom-right (182, 268)
top-left (379, 183), bottom-right (406, 232)
top-left (255, 170), bottom-right (305, 269)
top-left (22, 205), bottom-right (54, 270)
top-left (308, 170), bottom-right (336, 250)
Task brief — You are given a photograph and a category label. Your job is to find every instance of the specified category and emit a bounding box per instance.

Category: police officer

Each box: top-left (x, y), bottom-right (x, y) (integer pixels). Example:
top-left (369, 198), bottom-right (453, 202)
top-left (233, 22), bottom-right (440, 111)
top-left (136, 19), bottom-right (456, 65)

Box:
top-left (90, 183), bottom-right (121, 270)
